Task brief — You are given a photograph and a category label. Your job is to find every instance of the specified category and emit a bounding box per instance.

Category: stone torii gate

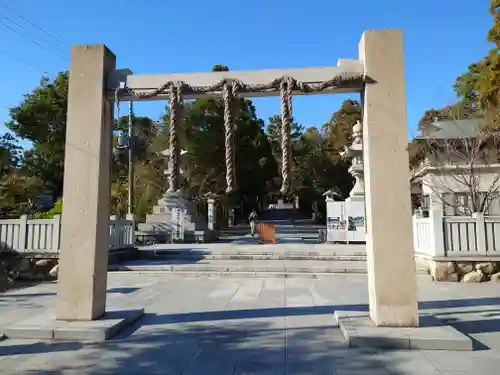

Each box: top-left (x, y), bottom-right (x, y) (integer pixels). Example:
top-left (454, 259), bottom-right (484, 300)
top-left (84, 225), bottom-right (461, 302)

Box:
top-left (41, 29), bottom-right (419, 341)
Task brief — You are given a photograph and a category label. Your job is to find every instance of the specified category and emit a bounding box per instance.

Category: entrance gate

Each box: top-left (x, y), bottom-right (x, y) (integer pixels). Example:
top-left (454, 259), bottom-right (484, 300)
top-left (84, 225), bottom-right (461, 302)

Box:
top-left (57, 29), bottom-right (419, 329)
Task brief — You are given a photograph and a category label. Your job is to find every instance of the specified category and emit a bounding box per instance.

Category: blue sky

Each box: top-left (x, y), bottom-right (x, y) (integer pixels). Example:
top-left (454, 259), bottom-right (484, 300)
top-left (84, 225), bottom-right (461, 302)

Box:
top-left (0, 0), bottom-right (493, 148)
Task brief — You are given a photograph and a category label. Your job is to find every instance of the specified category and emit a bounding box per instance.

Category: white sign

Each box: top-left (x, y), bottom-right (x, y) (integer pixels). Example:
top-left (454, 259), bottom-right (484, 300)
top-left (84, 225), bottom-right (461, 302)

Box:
top-left (171, 207), bottom-right (185, 241)
top-left (207, 200), bottom-right (215, 231)
top-left (326, 200), bottom-right (366, 243)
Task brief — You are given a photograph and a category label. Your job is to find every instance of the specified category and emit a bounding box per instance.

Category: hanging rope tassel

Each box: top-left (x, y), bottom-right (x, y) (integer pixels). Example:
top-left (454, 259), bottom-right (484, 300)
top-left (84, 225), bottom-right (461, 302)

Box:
top-left (280, 77), bottom-right (294, 195)
top-left (222, 79), bottom-right (237, 194)
top-left (167, 82), bottom-right (181, 193)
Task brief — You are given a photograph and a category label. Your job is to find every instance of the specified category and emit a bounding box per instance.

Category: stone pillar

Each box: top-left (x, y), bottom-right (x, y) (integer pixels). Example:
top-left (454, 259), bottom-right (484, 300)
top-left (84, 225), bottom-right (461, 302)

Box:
top-left (56, 45), bottom-right (115, 321)
top-left (359, 29), bottom-right (419, 327)
top-left (207, 198), bottom-right (215, 231)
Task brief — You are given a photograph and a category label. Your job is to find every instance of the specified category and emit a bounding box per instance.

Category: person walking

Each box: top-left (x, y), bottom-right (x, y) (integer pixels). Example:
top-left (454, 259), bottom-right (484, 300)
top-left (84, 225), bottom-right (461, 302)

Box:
top-left (248, 209), bottom-right (258, 236)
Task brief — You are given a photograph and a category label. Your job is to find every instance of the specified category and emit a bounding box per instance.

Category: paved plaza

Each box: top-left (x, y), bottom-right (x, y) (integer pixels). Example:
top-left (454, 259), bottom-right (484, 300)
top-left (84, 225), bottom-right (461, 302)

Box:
top-left (2, 271), bottom-right (500, 374)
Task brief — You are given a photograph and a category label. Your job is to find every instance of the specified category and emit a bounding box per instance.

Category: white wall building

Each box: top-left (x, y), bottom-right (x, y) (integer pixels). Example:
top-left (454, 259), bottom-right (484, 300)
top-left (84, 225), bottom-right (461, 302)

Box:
top-left (410, 117), bottom-right (500, 217)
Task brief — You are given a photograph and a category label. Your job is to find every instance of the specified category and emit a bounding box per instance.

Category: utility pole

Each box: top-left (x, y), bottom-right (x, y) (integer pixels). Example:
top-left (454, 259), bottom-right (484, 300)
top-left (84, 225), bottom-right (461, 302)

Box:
top-left (127, 101), bottom-right (134, 215)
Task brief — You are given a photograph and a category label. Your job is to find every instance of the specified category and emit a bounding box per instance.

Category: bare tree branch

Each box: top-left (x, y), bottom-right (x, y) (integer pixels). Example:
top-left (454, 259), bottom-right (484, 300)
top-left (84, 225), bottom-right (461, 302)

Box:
top-left (414, 121), bottom-right (500, 216)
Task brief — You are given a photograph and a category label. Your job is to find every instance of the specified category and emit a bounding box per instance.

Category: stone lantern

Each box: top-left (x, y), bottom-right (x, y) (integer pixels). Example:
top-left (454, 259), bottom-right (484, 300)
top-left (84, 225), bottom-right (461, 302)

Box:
top-left (341, 121), bottom-right (365, 202)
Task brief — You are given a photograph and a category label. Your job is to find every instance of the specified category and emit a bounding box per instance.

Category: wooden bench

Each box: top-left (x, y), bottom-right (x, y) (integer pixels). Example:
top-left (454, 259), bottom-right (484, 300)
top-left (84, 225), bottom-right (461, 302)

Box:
top-left (258, 223), bottom-right (276, 244)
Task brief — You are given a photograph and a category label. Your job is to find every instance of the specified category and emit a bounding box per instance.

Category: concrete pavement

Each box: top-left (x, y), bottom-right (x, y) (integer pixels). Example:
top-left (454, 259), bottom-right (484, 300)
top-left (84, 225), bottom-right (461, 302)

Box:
top-left (2, 273), bottom-right (500, 374)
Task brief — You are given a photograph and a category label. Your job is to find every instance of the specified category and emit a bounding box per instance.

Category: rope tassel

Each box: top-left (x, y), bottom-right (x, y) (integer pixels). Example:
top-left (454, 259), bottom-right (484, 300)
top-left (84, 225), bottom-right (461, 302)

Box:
top-left (280, 77), bottom-right (294, 195)
top-left (222, 80), bottom-right (237, 194)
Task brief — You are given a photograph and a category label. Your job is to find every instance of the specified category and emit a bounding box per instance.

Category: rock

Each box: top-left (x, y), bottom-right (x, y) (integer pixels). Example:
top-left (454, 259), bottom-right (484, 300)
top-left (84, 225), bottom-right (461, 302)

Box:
top-left (18, 258), bottom-right (32, 273)
top-left (475, 262), bottom-right (499, 275)
top-left (0, 267), bottom-right (7, 292)
top-left (32, 259), bottom-right (56, 280)
top-left (34, 259), bottom-right (50, 267)
top-left (446, 272), bottom-right (460, 282)
top-left (455, 262), bottom-right (475, 275)
top-left (490, 272), bottom-right (500, 282)
top-left (462, 270), bottom-right (486, 283)
top-left (49, 264), bottom-right (59, 278)
top-left (19, 271), bottom-right (44, 281)
top-left (430, 261), bottom-right (457, 282)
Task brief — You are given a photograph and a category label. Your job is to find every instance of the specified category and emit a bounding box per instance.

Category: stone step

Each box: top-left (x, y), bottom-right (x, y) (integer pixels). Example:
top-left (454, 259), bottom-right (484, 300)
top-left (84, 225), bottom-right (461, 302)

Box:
top-left (140, 249), bottom-right (367, 261)
top-left (138, 244), bottom-right (368, 255)
top-left (109, 259), bottom-right (429, 276)
top-left (152, 254), bottom-right (367, 261)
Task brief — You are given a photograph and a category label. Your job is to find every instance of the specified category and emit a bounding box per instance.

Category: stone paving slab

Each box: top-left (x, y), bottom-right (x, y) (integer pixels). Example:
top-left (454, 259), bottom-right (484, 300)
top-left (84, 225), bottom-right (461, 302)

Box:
top-left (3, 309), bottom-right (145, 341)
top-left (335, 310), bottom-right (473, 351)
top-left (2, 274), bottom-right (500, 374)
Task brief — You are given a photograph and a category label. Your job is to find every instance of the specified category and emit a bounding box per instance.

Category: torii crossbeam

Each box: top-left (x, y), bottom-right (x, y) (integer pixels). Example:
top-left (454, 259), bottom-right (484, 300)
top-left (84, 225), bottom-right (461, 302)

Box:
top-left (107, 60), bottom-right (365, 101)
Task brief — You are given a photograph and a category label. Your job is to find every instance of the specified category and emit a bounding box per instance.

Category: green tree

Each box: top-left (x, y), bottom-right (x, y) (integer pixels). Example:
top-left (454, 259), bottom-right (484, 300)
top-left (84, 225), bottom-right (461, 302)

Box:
top-left (323, 99), bottom-right (361, 152)
top-left (0, 172), bottom-right (43, 218)
top-left (450, 1), bottom-right (500, 123)
top-left (0, 133), bottom-right (21, 178)
top-left (6, 72), bottom-right (68, 199)
top-left (158, 65), bottom-right (279, 218)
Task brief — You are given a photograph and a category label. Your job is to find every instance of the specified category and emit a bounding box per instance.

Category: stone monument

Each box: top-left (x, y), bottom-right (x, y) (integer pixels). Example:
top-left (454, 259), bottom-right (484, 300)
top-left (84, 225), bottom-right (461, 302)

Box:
top-left (138, 147), bottom-right (213, 242)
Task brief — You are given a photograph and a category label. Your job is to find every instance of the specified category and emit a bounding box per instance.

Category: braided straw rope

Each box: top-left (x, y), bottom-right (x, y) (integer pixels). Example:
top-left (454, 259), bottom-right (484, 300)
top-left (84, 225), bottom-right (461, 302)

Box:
top-left (167, 82), bottom-right (181, 193)
top-left (279, 77), bottom-right (293, 195)
top-left (222, 80), bottom-right (237, 194)
top-left (119, 72), bottom-right (365, 195)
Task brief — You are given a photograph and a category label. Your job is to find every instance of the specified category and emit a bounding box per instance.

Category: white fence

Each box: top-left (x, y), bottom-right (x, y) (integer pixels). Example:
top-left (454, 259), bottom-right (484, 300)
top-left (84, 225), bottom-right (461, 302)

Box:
top-left (413, 212), bottom-right (500, 258)
top-left (0, 214), bottom-right (135, 253)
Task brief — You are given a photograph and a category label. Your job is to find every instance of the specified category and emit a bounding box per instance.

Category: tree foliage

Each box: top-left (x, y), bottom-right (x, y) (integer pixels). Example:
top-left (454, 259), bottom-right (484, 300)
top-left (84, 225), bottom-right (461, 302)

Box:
top-left (0, 64), bottom-right (361, 224)
top-left (323, 99), bottom-right (361, 153)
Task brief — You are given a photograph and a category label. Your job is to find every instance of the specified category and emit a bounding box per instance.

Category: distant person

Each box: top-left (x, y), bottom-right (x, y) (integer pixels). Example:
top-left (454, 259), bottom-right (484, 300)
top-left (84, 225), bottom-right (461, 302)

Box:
top-left (248, 209), bottom-right (258, 236)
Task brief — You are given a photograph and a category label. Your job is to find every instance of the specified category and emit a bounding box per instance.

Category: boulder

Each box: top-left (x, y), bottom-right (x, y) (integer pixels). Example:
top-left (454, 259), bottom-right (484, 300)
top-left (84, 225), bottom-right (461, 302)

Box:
top-left (430, 261), bottom-right (457, 282)
top-left (462, 270), bottom-right (486, 283)
top-left (34, 259), bottom-right (51, 267)
top-left (475, 262), bottom-right (499, 275)
top-left (18, 258), bottom-right (32, 273)
top-left (49, 264), bottom-right (59, 278)
top-left (490, 272), bottom-right (500, 282)
top-left (0, 267), bottom-right (7, 292)
top-left (455, 262), bottom-right (475, 275)
top-left (31, 259), bottom-right (57, 280)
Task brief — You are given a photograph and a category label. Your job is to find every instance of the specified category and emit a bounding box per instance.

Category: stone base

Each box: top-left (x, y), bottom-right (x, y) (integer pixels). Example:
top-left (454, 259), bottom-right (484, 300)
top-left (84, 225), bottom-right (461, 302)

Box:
top-left (334, 311), bottom-right (473, 351)
top-left (2, 309), bottom-right (144, 342)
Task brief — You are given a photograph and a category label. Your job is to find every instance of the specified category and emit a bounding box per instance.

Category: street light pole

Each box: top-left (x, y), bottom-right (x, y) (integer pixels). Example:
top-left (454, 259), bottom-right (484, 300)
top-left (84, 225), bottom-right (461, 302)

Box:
top-left (127, 101), bottom-right (134, 216)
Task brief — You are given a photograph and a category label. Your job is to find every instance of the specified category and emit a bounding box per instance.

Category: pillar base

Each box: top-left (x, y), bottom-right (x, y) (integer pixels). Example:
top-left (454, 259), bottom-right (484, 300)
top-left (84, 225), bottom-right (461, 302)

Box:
top-left (2, 309), bottom-right (144, 342)
top-left (334, 310), bottom-right (472, 351)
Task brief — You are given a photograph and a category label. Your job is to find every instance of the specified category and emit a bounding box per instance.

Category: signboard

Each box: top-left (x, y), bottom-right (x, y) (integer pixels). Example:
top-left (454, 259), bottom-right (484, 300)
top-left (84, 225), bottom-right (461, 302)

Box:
top-left (347, 216), bottom-right (365, 231)
top-left (228, 208), bottom-right (235, 227)
top-left (325, 200), bottom-right (366, 243)
top-left (207, 202), bottom-right (215, 231)
top-left (171, 207), bottom-right (185, 241)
